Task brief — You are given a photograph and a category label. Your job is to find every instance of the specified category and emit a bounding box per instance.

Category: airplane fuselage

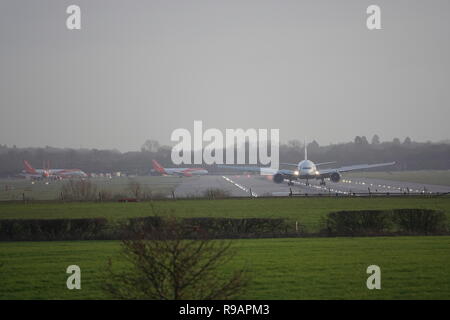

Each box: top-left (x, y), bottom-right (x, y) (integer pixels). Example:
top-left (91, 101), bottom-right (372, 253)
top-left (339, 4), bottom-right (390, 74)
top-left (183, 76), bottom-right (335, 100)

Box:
top-left (21, 168), bottom-right (87, 178)
top-left (296, 160), bottom-right (320, 179)
top-left (164, 168), bottom-right (209, 176)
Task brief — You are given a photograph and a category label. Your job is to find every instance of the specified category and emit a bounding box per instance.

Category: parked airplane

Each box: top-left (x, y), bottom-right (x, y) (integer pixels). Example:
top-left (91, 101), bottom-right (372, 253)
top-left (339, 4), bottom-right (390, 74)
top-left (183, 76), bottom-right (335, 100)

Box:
top-left (219, 142), bottom-right (395, 186)
top-left (152, 160), bottom-right (208, 177)
top-left (21, 160), bottom-right (87, 179)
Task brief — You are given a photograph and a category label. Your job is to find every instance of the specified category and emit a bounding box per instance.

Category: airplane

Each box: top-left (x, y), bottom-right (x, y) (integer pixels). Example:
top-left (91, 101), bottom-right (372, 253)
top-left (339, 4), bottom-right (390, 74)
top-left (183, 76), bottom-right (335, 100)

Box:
top-left (151, 160), bottom-right (208, 177)
top-left (219, 142), bottom-right (395, 186)
top-left (21, 160), bottom-right (87, 179)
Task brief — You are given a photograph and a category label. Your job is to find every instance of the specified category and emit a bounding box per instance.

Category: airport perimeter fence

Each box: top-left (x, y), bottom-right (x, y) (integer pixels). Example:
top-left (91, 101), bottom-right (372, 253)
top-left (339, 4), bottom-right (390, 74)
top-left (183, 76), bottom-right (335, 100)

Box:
top-left (284, 190), bottom-right (450, 198)
top-left (1, 182), bottom-right (450, 201)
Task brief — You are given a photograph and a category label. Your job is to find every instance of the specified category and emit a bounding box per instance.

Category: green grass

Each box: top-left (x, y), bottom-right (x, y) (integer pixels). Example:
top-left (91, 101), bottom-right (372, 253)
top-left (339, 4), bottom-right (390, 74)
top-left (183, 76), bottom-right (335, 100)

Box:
top-left (1, 197), bottom-right (449, 232)
top-left (346, 170), bottom-right (450, 187)
top-left (0, 176), bottom-right (180, 201)
top-left (1, 236), bottom-right (449, 299)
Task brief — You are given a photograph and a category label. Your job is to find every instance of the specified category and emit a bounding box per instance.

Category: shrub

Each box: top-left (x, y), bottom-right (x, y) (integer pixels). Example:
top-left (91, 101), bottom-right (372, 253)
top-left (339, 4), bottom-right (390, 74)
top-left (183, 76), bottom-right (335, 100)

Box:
top-left (182, 218), bottom-right (287, 238)
top-left (121, 216), bottom-right (163, 238)
top-left (60, 180), bottom-right (98, 201)
top-left (0, 218), bottom-right (108, 241)
top-left (324, 210), bottom-right (391, 236)
top-left (392, 209), bottom-right (447, 234)
top-left (127, 180), bottom-right (142, 199)
top-left (324, 209), bottom-right (448, 236)
top-left (98, 190), bottom-right (113, 201)
top-left (103, 218), bottom-right (249, 299)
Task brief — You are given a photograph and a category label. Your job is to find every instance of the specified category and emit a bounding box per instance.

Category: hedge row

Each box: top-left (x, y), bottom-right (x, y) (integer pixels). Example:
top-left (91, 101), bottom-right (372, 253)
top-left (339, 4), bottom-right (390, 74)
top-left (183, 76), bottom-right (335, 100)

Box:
top-left (120, 217), bottom-right (288, 239)
top-left (0, 218), bottom-right (109, 241)
top-left (183, 217), bottom-right (287, 237)
top-left (324, 209), bottom-right (448, 236)
top-left (0, 217), bottom-right (288, 241)
top-left (0, 209), bottom-right (447, 241)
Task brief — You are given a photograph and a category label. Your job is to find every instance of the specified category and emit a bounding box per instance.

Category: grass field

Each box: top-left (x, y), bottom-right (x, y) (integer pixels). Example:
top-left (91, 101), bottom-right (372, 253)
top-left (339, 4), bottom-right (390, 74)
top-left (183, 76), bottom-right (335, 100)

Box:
top-left (346, 170), bottom-right (450, 187)
top-left (1, 197), bottom-right (449, 232)
top-left (1, 187), bottom-right (449, 300)
top-left (1, 236), bottom-right (449, 300)
top-left (0, 176), bottom-right (180, 201)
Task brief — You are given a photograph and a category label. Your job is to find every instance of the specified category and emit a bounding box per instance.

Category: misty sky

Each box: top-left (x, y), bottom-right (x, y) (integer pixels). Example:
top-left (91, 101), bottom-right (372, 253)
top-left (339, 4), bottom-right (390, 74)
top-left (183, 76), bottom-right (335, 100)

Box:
top-left (1, 0), bottom-right (449, 151)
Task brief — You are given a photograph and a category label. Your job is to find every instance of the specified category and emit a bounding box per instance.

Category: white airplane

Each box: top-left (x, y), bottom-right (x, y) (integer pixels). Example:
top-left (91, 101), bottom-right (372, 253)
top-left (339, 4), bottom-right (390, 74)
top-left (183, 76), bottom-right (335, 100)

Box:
top-left (21, 160), bottom-right (87, 179)
top-left (152, 160), bottom-right (208, 177)
top-left (219, 142), bottom-right (395, 186)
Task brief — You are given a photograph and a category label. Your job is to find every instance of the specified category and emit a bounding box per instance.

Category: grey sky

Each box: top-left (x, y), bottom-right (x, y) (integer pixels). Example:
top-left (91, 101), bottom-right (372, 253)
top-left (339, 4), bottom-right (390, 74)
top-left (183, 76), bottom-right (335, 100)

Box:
top-left (1, 0), bottom-right (449, 151)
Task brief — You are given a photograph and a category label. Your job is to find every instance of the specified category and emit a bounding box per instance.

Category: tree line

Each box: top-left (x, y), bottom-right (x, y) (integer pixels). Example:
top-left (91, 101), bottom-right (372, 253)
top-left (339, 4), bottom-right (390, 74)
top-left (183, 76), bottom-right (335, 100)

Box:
top-left (0, 136), bottom-right (449, 176)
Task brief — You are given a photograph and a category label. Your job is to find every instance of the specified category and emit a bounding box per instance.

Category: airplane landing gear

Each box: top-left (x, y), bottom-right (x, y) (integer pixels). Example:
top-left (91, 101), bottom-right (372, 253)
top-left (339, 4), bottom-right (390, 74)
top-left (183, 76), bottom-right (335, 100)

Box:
top-left (320, 179), bottom-right (326, 186)
top-left (288, 180), bottom-right (294, 186)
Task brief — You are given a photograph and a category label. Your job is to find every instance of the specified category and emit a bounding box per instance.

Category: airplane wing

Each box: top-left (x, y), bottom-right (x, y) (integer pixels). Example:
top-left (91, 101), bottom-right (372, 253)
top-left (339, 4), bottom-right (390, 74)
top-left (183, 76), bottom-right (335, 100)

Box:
top-left (281, 161), bottom-right (336, 166)
top-left (218, 165), bottom-right (294, 176)
top-left (319, 162), bottom-right (395, 177)
top-left (315, 161), bottom-right (336, 166)
top-left (219, 161), bottom-right (395, 180)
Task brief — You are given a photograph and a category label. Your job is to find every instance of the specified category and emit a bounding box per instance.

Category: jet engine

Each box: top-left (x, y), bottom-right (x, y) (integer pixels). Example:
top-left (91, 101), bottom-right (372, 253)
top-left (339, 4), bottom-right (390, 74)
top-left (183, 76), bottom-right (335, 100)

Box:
top-left (273, 173), bottom-right (284, 184)
top-left (330, 172), bottom-right (341, 182)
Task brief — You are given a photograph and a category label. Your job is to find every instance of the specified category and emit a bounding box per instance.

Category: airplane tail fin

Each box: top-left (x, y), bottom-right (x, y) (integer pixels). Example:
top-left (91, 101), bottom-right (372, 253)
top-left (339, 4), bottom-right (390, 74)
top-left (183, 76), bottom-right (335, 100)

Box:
top-left (23, 160), bottom-right (37, 174)
top-left (304, 138), bottom-right (307, 160)
top-left (152, 160), bottom-right (166, 174)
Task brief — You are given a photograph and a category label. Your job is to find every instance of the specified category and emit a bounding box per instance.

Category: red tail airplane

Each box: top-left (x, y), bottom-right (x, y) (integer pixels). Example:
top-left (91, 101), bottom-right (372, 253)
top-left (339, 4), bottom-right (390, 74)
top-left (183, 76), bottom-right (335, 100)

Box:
top-left (151, 160), bottom-right (208, 177)
top-left (21, 160), bottom-right (87, 179)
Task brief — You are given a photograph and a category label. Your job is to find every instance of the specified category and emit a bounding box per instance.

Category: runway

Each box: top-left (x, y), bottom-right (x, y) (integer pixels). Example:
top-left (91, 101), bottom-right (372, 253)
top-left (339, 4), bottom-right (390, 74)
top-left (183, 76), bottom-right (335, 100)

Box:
top-left (174, 174), bottom-right (450, 198)
top-left (173, 175), bottom-right (251, 197)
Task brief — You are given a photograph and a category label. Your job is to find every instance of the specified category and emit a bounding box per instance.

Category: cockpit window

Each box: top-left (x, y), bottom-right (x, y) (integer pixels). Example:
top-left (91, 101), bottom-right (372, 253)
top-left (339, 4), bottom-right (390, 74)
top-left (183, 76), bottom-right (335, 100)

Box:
top-left (302, 167), bottom-right (312, 170)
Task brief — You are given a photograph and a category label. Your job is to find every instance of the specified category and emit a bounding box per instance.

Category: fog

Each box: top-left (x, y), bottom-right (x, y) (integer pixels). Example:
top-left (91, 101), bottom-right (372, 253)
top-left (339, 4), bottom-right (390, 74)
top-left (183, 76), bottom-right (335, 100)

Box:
top-left (1, 0), bottom-right (449, 151)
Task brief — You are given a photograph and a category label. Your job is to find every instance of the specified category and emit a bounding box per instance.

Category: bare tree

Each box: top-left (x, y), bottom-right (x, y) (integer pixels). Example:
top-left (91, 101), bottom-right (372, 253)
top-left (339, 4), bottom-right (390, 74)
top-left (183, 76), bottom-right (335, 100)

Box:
top-left (307, 140), bottom-right (320, 149)
top-left (60, 180), bottom-right (97, 201)
top-left (287, 139), bottom-right (302, 149)
top-left (103, 218), bottom-right (249, 300)
top-left (371, 134), bottom-right (380, 145)
top-left (141, 139), bottom-right (160, 152)
top-left (127, 179), bottom-right (142, 199)
top-left (354, 136), bottom-right (368, 145)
